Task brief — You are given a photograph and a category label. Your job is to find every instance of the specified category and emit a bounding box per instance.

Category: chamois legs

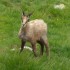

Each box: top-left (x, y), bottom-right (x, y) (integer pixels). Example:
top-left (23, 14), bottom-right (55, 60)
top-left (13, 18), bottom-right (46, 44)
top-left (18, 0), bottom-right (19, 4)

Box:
top-left (31, 43), bottom-right (37, 57)
top-left (42, 37), bottom-right (50, 56)
top-left (37, 41), bottom-right (44, 55)
top-left (20, 40), bottom-right (26, 52)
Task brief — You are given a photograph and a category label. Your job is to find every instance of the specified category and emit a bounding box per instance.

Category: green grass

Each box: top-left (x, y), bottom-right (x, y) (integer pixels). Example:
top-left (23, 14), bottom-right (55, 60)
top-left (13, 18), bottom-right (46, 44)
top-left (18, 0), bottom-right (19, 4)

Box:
top-left (0, 0), bottom-right (70, 70)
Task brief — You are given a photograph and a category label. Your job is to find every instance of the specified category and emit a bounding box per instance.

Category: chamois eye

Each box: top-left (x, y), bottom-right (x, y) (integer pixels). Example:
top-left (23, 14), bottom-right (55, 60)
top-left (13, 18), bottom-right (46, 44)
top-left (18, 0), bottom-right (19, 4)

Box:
top-left (22, 24), bottom-right (24, 26)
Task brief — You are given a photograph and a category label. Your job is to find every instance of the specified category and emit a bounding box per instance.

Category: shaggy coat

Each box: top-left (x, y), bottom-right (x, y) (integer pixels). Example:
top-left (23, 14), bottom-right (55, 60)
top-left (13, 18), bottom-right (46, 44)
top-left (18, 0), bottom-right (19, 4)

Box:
top-left (18, 13), bottom-right (50, 57)
top-left (18, 19), bottom-right (47, 43)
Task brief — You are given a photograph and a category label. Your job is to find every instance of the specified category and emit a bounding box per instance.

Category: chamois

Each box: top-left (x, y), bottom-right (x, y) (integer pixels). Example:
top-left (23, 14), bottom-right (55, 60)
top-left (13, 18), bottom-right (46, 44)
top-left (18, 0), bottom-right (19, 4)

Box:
top-left (18, 12), bottom-right (50, 57)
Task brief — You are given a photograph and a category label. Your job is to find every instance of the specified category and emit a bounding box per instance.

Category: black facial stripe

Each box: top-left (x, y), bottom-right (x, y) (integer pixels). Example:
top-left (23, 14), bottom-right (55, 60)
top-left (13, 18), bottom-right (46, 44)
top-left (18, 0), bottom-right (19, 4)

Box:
top-left (22, 19), bottom-right (30, 27)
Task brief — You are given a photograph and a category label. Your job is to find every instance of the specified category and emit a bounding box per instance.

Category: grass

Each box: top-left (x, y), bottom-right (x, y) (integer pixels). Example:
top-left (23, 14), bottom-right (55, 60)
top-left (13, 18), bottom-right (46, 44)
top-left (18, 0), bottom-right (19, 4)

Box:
top-left (0, 0), bottom-right (70, 70)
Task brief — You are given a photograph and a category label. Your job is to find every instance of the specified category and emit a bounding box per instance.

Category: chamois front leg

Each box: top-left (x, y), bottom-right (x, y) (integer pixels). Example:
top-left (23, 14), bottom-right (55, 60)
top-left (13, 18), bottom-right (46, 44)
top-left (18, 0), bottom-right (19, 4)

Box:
top-left (20, 40), bottom-right (26, 53)
top-left (31, 43), bottom-right (37, 57)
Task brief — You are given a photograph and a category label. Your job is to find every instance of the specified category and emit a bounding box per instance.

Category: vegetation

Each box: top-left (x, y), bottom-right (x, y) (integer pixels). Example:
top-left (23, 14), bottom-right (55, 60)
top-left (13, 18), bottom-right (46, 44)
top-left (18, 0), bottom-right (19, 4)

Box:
top-left (0, 0), bottom-right (70, 70)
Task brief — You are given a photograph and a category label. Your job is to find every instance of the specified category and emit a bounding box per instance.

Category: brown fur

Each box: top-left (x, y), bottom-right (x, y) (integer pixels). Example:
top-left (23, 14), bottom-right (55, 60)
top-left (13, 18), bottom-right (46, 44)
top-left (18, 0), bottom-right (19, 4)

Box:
top-left (18, 14), bottom-right (50, 57)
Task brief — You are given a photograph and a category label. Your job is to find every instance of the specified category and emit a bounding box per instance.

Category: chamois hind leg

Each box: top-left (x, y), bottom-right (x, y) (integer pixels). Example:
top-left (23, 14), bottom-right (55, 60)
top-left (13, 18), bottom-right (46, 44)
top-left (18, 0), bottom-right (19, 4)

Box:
top-left (31, 42), bottom-right (37, 57)
top-left (20, 40), bottom-right (26, 53)
top-left (37, 40), bottom-right (44, 55)
top-left (42, 36), bottom-right (50, 56)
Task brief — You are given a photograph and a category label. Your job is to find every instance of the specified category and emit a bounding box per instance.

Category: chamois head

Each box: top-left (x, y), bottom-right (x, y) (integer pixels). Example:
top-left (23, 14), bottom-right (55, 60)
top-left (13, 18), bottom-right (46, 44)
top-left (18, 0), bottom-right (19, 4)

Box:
top-left (21, 11), bottom-right (33, 26)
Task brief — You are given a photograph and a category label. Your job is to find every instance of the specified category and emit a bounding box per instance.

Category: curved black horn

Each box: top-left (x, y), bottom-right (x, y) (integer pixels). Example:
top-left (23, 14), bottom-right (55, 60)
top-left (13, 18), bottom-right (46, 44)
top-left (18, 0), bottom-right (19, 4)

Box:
top-left (28, 11), bottom-right (34, 17)
top-left (22, 11), bottom-right (25, 15)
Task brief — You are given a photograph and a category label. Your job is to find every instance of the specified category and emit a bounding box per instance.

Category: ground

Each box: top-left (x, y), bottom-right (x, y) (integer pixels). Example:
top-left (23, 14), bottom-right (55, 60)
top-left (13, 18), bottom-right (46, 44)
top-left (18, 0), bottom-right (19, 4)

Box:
top-left (0, 0), bottom-right (70, 70)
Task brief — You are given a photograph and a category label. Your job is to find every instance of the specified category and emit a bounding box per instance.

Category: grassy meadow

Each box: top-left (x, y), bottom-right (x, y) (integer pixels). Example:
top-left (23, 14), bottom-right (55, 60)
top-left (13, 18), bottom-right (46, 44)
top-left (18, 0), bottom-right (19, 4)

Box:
top-left (0, 0), bottom-right (70, 70)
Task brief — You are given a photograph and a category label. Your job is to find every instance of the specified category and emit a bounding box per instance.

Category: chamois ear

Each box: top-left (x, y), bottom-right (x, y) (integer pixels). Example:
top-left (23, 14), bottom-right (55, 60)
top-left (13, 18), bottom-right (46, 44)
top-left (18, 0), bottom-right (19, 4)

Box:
top-left (28, 12), bottom-right (33, 17)
top-left (22, 11), bottom-right (25, 16)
